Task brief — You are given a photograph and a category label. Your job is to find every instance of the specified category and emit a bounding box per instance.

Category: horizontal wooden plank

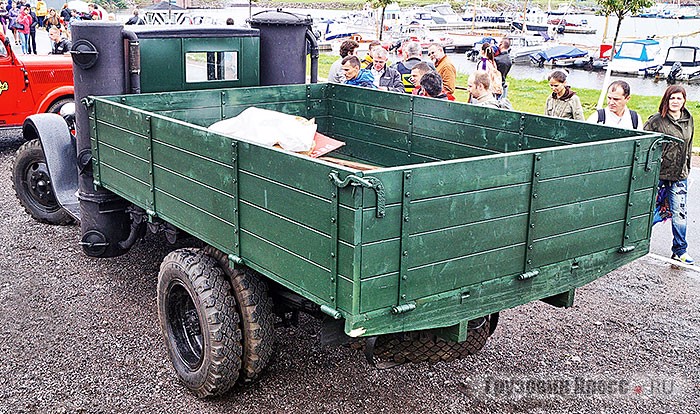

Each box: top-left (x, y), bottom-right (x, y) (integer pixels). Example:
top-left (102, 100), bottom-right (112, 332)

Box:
top-left (531, 216), bottom-right (648, 267)
top-left (97, 142), bottom-right (150, 184)
top-left (537, 166), bottom-right (631, 208)
top-left (222, 101), bottom-right (311, 120)
top-left (407, 214), bottom-right (529, 268)
top-left (93, 99), bottom-right (151, 136)
top-left (154, 166), bottom-right (236, 223)
top-left (95, 120), bottom-right (149, 158)
top-left (367, 153), bottom-right (533, 206)
top-left (405, 244), bottom-right (525, 301)
top-left (409, 183), bottom-right (531, 234)
top-left (239, 170), bottom-right (333, 237)
top-left (329, 84), bottom-right (411, 112)
top-left (360, 239), bottom-right (400, 279)
top-left (412, 115), bottom-right (521, 153)
top-left (538, 139), bottom-right (636, 179)
top-left (108, 89), bottom-right (223, 113)
top-left (151, 116), bottom-right (233, 165)
top-left (411, 133), bottom-right (498, 160)
top-left (330, 100), bottom-right (411, 132)
top-left (239, 231), bottom-right (333, 307)
top-left (223, 84), bottom-right (309, 107)
top-left (239, 201), bottom-right (332, 270)
top-left (152, 141), bottom-right (236, 195)
top-left (154, 108), bottom-right (221, 127)
top-left (412, 96), bottom-right (522, 131)
top-left (330, 134), bottom-right (435, 167)
top-left (534, 189), bottom-right (654, 239)
top-left (99, 164), bottom-right (152, 208)
top-left (155, 190), bottom-right (236, 252)
top-left (359, 273), bottom-right (398, 313)
top-left (522, 113), bottom-right (650, 143)
top-left (330, 117), bottom-right (409, 151)
top-left (237, 141), bottom-right (356, 207)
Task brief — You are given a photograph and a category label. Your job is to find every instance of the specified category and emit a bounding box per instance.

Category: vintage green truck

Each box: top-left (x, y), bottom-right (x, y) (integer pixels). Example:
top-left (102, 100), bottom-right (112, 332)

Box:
top-left (12, 19), bottom-right (672, 398)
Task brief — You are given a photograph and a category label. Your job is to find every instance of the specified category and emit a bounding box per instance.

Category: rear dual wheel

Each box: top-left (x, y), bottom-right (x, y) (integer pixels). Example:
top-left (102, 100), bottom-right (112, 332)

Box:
top-left (157, 248), bottom-right (274, 397)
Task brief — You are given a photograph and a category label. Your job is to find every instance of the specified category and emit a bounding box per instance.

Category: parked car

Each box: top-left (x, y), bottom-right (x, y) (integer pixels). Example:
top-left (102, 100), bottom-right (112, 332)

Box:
top-left (0, 32), bottom-right (74, 127)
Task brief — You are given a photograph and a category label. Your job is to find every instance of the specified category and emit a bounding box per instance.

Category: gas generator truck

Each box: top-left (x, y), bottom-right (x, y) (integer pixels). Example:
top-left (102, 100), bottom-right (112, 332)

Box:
top-left (12, 15), bottom-right (674, 398)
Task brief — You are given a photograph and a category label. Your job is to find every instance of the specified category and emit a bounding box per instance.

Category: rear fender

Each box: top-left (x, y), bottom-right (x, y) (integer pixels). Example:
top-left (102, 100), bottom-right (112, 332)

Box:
top-left (36, 87), bottom-right (74, 113)
top-left (22, 114), bottom-right (80, 221)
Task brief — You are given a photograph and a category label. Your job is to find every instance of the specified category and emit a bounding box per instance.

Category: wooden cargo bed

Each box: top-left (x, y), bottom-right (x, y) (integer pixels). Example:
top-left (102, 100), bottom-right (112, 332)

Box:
top-left (88, 83), bottom-right (666, 338)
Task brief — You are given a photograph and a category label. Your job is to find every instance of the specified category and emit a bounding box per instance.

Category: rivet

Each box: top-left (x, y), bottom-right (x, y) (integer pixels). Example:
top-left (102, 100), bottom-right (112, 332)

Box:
top-left (401, 294), bottom-right (406, 300)
top-left (405, 191), bottom-right (411, 197)
top-left (402, 275), bottom-right (407, 280)
top-left (527, 259), bottom-right (532, 264)
top-left (403, 251), bottom-right (408, 256)
top-left (331, 217), bottom-right (336, 223)
top-left (404, 216), bottom-right (409, 222)
top-left (530, 223), bottom-right (535, 228)
top-left (330, 252), bottom-right (335, 257)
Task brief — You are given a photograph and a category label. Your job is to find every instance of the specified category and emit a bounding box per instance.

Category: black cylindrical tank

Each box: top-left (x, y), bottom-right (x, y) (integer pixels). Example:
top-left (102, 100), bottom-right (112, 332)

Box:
top-left (248, 9), bottom-right (314, 85)
top-left (71, 21), bottom-right (131, 258)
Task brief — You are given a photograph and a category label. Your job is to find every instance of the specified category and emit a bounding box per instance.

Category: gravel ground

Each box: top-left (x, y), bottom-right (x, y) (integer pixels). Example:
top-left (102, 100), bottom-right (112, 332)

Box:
top-left (0, 128), bottom-right (698, 413)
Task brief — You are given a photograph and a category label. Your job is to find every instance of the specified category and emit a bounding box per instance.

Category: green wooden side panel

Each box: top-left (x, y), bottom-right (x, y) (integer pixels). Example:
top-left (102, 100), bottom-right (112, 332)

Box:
top-left (331, 118), bottom-right (408, 151)
top-left (151, 117), bottom-right (233, 165)
top-left (223, 102), bottom-right (310, 120)
top-left (96, 142), bottom-right (150, 185)
top-left (404, 244), bottom-right (525, 305)
top-left (412, 115), bottom-right (522, 153)
top-left (360, 273), bottom-right (399, 313)
top-left (94, 121), bottom-right (150, 158)
top-left (412, 95), bottom-right (522, 131)
top-left (409, 183), bottom-right (531, 233)
top-left (330, 100), bottom-right (411, 132)
top-left (94, 100), bottom-right (151, 136)
top-left (110, 89), bottom-right (223, 114)
top-left (239, 201), bottom-right (331, 269)
top-left (411, 133), bottom-right (498, 160)
top-left (522, 114), bottom-right (646, 143)
top-left (98, 163), bottom-right (151, 207)
top-left (329, 84), bottom-right (411, 112)
top-left (161, 192), bottom-right (235, 249)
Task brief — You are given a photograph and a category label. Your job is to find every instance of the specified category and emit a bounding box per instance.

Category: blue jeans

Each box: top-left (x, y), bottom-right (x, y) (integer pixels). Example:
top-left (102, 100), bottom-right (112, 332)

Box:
top-left (20, 32), bottom-right (29, 54)
top-left (666, 179), bottom-right (689, 256)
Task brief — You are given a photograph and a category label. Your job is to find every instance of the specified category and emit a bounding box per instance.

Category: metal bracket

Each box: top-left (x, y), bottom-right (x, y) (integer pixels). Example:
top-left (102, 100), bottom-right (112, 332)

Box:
top-left (645, 136), bottom-right (683, 171)
top-left (397, 170), bottom-right (412, 307)
top-left (329, 171), bottom-right (385, 218)
top-left (146, 115), bottom-right (155, 212)
top-left (328, 176), bottom-right (340, 306)
top-left (231, 141), bottom-right (240, 257)
top-left (523, 152), bottom-right (542, 273)
top-left (620, 140), bottom-right (641, 252)
top-left (518, 269), bottom-right (540, 280)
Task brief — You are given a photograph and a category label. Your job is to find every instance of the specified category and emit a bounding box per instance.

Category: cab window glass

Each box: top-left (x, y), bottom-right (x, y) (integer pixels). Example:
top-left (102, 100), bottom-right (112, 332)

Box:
top-left (0, 42), bottom-right (7, 58)
top-left (185, 51), bottom-right (238, 82)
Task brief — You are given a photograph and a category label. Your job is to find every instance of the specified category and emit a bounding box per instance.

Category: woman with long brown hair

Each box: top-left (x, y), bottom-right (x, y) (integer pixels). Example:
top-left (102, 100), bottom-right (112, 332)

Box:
top-left (644, 85), bottom-right (695, 264)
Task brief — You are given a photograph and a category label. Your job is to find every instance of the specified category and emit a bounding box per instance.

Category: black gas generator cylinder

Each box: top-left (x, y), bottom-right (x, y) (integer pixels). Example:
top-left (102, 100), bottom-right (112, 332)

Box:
top-left (71, 21), bottom-right (132, 258)
top-left (248, 9), bottom-right (318, 85)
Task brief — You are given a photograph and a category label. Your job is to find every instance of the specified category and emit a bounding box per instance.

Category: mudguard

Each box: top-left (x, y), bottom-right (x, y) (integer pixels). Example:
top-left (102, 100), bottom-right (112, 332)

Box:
top-left (22, 114), bottom-right (80, 221)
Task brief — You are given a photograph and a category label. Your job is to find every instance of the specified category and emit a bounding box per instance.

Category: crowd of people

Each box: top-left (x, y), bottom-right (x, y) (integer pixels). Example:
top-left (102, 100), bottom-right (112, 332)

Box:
top-left (1, 0), bottom-right (108, 55)
top-left (330, 38), bottom-right (693, 265)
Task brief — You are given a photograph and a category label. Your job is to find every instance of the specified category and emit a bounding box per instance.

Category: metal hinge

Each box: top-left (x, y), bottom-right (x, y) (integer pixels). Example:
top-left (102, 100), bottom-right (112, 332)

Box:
top-left (329, 171), bottom-right (386, 218)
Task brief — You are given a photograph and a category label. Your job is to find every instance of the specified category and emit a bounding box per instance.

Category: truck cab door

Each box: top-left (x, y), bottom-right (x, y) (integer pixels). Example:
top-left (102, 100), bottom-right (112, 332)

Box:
top-left (0, 38), bottom-right (33, 126)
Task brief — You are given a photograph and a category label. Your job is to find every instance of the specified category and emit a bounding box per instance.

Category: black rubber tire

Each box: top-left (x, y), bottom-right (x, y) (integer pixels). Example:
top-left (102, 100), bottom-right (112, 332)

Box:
top-left (370, 315), bottom-right (492, 365)
top-left (12, 139), bottom-right (74, 225)
top-left (204, 246), bottom-right (275, 382)
top-left (46, 97), bottom-right (74, 114)
top-left (157, 248), bottom-right (243, 398)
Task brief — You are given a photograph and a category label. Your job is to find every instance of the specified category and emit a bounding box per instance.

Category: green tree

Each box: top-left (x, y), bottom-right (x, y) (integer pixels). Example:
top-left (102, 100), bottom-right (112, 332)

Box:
top-left (595, 0), bottom-right (654, 108)
top-left (372, 0), bottom-right (393, 40)
top-left (597, 0), bottom-right (654, 55)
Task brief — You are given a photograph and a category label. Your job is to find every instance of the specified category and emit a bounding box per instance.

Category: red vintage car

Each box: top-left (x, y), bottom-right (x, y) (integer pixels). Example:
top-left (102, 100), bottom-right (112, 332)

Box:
top-left (0, 32), bottom-right (73, 127)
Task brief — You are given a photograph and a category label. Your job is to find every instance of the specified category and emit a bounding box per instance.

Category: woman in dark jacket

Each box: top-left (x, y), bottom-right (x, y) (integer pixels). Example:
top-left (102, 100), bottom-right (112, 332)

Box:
top-left (644, 85), bottom-right (694, 264)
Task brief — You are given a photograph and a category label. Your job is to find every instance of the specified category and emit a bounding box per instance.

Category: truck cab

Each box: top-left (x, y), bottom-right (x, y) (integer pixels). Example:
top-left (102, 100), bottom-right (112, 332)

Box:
top-left (0, 32), bottom-right (74, 127)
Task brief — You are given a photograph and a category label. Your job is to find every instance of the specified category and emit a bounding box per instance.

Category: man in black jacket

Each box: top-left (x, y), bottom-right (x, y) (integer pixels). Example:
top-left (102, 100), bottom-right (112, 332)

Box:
top-left (48, 26), bottom-right (71, 54)
top-left (494, 38), bottom-right (512, 99)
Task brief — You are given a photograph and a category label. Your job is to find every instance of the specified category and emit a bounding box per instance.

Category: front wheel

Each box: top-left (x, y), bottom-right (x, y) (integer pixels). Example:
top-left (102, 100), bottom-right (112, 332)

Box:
top-left (158, 248), bottom-right (243, 398)
top-left (12, 139), bottom-right (74, 225)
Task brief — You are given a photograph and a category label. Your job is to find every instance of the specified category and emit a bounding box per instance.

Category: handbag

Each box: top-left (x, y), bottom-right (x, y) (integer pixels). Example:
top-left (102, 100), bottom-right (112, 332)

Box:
top-left (14, 22), bottom-right (25, 30)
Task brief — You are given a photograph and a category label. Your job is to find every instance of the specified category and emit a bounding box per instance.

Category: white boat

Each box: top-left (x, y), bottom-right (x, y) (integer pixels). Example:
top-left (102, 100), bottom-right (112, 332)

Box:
top-left (645, 45), bottom-right (700, 82)
top-left (607, 39), bottom-right (663, 76)
top-left (422, 3), bottom-right (464, 24)
top-left (509, 6), bottom-right (557, 34)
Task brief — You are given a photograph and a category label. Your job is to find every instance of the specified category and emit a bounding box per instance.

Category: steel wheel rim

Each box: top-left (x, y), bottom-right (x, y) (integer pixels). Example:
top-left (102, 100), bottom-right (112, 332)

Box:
top-left (166, 281), bottom-right (204, 371)
top-left (24, 160), bottom-right (59, 210)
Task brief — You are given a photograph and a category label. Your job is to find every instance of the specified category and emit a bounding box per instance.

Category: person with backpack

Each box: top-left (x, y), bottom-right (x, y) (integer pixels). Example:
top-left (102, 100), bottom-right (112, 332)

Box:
top-left (587, 80), bottom-right (642, 130)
